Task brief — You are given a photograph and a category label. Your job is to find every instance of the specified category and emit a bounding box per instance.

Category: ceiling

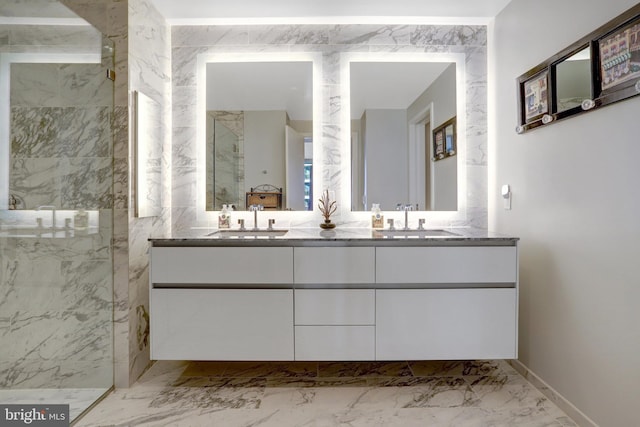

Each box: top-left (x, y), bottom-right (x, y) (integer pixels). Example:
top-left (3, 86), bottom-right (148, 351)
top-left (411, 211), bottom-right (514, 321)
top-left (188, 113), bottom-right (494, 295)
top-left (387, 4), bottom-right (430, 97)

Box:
top-left (148, 0), bottom-right (512, 24)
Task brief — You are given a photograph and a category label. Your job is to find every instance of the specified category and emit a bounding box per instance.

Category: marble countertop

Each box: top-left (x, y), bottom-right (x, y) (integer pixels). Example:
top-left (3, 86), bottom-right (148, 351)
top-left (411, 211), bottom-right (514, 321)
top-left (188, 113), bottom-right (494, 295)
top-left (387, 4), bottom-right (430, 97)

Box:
top-left (150, 227), bottom-right (518, 247)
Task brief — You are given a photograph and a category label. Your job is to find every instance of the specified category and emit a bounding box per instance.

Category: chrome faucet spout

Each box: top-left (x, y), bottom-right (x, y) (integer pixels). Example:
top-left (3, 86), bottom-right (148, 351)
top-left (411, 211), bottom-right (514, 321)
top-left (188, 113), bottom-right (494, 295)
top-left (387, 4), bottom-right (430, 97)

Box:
top-left (36, 205), bottom-right (56, 229)
top-left (249, 204), bottom-right (263, 230)
top-left (403, 204), bottom-right (413, 230)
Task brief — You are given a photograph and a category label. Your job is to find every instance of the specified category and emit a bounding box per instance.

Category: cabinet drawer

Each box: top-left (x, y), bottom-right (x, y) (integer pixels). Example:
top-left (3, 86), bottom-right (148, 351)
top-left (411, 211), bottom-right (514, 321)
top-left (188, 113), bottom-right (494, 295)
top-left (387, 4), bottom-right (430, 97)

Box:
top-left (151, 247), bottom-right (293, 284)
top-left (376, 246), bottom-right (517, 283)
top-left (376, 288), bottom-right (517, 360)
top-left (295, 326), bottom-right (375, 361)
top-left (151, 288), bottom-right (294, 360)
top-left (295, 289), bottom-right (375, 325)
top-left (294, 247), bottom-right (375, 284)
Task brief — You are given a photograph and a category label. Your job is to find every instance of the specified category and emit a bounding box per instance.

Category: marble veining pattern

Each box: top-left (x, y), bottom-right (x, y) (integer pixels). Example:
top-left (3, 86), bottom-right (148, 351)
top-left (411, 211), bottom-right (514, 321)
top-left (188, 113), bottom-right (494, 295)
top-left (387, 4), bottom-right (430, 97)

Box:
top-left (125, 0), bottom-right (172, 387)
top-left (75, 360), bottom-right (576, 426)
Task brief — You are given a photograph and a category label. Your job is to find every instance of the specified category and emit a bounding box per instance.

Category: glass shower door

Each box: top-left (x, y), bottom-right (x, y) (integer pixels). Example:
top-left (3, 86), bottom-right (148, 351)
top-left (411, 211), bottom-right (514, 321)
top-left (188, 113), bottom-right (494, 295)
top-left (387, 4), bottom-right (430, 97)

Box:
top-left (0, 24), bottom-right (115, 422)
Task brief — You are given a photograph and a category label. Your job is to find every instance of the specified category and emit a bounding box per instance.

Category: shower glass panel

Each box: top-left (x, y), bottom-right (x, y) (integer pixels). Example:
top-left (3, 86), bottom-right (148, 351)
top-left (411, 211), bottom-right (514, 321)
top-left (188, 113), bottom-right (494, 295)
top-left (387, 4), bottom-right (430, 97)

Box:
top-left (0, 4), bottom-right (114, 422)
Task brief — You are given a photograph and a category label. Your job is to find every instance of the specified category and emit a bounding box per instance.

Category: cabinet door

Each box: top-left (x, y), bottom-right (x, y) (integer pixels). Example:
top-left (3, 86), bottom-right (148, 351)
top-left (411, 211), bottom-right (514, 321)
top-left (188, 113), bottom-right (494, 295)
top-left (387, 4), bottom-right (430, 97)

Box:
top-left (151, 247), bottom-right (293, 284)
top-left (151, 289), bottom-right (293, 360)
top-left (376, 246), bottom-right (517, 284)
top-left (294, 247), bottom-right (375, 284)
top-left (376, 289), bottom-right (517, 360)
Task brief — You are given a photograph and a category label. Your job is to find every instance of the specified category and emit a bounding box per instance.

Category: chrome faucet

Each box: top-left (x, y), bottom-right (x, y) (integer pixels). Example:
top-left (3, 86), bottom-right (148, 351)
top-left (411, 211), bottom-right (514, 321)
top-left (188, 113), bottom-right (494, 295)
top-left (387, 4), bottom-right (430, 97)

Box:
top-left (396, 203), bottom-right (413, 230)
top-left (249, 204), bottom-right (263, 230)
top-left (36, 205), bottom-right (56, 229)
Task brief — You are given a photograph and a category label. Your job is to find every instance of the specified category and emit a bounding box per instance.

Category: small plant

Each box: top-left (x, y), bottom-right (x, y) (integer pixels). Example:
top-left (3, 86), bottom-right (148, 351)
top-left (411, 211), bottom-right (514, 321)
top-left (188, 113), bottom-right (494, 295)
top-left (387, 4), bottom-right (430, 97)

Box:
top-left (318, 189), bottom-right (337, 222)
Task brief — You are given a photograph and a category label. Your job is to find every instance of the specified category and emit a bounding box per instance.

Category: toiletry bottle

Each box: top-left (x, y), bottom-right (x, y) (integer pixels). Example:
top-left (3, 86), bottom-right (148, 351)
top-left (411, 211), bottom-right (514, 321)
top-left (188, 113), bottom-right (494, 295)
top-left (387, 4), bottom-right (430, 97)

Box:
top-left (74, 209), bottom-right (88, 230)
top-left (371, 203), bottom-right (384, 229)
top-left (218, 204), bottom-right (230, 229)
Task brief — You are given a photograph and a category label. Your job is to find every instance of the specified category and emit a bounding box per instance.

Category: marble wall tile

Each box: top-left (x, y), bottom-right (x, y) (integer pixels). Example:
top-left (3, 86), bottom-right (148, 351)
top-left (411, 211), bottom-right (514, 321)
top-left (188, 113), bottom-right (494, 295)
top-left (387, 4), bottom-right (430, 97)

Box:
top-left (11, 107), bottom-right (110, 158)
top-left (112, 157), bottom-right (128, 211)
top-left (172, 127), bottom-right (197, 168)
top-left (126, 0), bottom-right (172, 386)
top-left (248, 25), bottom-right (330, 45)
top-left (0, 28), bottom-right (9, 46)
top-left (9, 25), bottom-right (101, 48)
top-left (410, 25), bottom-right (487, 47)
top-left (329, 25), bottom-right (411, 45)
top-left (60, 0), bottom-right (109, 35)
top-left (0, 359), bottom-right (112, 389)
top-left (59, 63), bottom-right (113, 107)
top-left (172, 26), bottom-right (249, 47)
top-left (107, 0), bottom-right (128, 39)
top-left (172, 167), bottom-right (198, 208)
top-left (112, 105), bottom-right (129, 159)
top-left (10, 64), bottom-right (60, 107)
top-left (61, 157), bottom-right (113, 209)
top-left (9, 158), bottom-right (62, 209)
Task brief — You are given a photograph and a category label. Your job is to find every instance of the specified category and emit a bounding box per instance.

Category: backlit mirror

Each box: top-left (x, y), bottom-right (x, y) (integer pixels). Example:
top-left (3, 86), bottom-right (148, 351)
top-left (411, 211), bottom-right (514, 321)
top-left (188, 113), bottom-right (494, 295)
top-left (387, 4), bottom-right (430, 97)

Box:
top-left (554, 47), bottom-right (592, 113)
top-left (205, 61), bottom-right (313, 211)
top-left (350, 61), bottom-right (458, 211)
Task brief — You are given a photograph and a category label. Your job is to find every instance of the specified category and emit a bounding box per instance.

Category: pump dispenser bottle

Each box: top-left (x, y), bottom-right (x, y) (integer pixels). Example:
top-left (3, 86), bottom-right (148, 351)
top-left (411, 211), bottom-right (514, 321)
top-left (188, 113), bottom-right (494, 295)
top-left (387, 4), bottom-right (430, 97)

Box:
top-left (371, 203), bottom-right (384, 229)
top-left (218, 204), bottom-right (230, 229)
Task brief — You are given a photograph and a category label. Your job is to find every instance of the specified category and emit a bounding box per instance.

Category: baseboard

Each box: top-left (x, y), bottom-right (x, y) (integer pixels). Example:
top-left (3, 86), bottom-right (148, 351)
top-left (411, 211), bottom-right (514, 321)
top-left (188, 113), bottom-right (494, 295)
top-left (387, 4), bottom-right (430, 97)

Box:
top-left (507, 359), bottom-right (598, 427)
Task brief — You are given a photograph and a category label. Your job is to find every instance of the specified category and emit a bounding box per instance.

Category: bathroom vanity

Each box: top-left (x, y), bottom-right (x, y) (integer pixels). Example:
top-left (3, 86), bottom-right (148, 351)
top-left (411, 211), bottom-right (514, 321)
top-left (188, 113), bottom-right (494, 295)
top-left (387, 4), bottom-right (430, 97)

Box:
top-left (149, 228), bottom-right (518, 361)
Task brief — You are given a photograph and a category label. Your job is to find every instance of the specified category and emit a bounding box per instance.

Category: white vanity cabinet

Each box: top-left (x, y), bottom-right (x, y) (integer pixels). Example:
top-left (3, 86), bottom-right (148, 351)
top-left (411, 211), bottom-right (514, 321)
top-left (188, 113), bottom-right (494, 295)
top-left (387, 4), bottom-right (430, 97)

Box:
top-left (150, 246), bottom-right (294, 360)
top-left (149, 237), bottom-right (518, 361)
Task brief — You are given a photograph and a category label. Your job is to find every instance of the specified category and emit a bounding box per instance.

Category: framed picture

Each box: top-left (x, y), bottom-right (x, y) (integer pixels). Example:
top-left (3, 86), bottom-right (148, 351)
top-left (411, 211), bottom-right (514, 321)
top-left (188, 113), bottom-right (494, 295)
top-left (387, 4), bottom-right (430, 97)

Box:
top-left (597, 19), bottom-right (640, 93)
top-left (522, 70), bottom-right (549, 123)
top-left (444, 119), bottom-right (456, 156)
top-left (515, 3), bottom-right (640, 134)
top-left (432, 117), bottom-right (456, 161)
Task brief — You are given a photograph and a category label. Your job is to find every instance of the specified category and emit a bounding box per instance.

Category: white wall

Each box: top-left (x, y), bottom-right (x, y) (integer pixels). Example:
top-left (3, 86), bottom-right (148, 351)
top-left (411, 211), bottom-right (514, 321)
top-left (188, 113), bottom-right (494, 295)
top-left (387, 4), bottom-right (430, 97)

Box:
top-left (363, 109), bottom-right (408, 211)
top-left (491, 1), bottom-right (640, 426)
top-left (244, 110), bottom-right (287, 192)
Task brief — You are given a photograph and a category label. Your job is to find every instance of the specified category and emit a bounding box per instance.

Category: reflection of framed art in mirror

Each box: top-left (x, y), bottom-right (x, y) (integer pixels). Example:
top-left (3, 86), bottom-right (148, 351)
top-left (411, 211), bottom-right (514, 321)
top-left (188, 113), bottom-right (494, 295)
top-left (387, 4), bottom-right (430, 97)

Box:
top-left (432, 116), bottom-right (456, 161)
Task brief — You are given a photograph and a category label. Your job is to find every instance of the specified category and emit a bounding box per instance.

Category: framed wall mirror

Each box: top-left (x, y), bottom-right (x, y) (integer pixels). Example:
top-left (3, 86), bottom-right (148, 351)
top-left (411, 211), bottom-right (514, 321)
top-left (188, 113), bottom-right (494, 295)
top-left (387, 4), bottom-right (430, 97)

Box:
top-left (552, 46), bottom-right (592, 117)
top-left (203, 57), bottom-right (316, 211)
top-left (347, 57), bottom-right (459, 212)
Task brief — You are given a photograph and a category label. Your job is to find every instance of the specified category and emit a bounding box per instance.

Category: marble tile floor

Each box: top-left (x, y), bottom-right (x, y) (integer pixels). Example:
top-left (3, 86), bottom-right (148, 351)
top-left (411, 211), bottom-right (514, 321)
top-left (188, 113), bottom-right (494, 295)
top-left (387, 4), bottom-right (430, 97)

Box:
top-left (75, 360), bottom-right (577, 427)
top-left (0, 388), bottom-right (109, 422)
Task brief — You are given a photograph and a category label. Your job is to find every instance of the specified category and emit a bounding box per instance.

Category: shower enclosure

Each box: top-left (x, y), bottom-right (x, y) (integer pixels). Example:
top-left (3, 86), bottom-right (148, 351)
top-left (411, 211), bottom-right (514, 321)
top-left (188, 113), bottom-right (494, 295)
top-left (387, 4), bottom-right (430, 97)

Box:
top-left (0, 1), bottom-right (114, 422)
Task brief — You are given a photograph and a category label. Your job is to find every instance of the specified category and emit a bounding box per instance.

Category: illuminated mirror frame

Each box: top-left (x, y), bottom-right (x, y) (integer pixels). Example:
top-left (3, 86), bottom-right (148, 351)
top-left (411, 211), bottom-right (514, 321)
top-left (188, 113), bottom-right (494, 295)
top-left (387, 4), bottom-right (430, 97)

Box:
top-left (196, 52), bottom-right (322, 221)
top-left (340, 52), bottom-right (467, 220)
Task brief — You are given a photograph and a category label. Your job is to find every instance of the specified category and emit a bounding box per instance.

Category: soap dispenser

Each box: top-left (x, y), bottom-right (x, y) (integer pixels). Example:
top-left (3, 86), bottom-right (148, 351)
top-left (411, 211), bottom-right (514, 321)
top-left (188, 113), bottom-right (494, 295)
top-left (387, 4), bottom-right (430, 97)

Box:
top-left (218, 204), bottom-right (230, 229)
top-left (371, 203), bottom-right (384, 229)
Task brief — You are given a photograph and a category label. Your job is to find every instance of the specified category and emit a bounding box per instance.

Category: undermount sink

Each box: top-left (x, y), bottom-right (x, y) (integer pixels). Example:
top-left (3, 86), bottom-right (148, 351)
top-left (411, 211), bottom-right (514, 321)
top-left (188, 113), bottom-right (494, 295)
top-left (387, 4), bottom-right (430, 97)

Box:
top-left (373, 229), bottom-right (460, 238)
top-left (207, 229), bottom-right (289, 238)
